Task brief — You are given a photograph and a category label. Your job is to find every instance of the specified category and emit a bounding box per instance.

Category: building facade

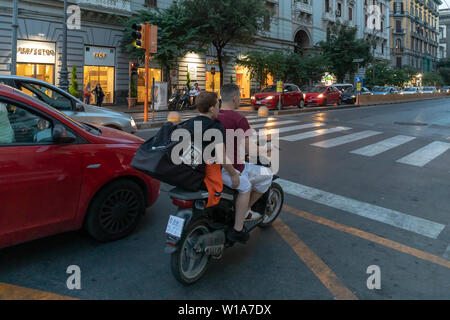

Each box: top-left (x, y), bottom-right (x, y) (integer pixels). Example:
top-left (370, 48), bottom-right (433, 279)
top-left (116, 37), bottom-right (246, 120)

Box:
top-left (439, 8), bottom-right (449, 59)
top-left (390, 0), bottom-right (441, 71)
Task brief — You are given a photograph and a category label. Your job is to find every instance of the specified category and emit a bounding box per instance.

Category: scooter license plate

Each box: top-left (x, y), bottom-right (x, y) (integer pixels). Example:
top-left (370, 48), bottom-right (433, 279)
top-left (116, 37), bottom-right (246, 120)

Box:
top-left (166, 215), bottom-right (185, 238)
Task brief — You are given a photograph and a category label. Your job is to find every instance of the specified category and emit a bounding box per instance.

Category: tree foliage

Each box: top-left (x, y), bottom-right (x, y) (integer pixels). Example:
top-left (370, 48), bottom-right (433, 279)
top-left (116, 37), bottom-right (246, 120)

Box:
top-left (181, 0), bottom-right (269, 86)
top-left (422, 72), bottom-right (445, 87)
top-left (318, 23), bottom-right (373, 83)
top-left (69, 65), bottom-right (79, 98)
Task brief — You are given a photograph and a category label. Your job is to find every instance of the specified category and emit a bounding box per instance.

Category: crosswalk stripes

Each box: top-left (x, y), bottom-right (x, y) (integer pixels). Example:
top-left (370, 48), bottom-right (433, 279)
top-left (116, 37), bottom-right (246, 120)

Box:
top-left (258, 122), bottom-right (325, 136)
top-left (350, 135), bottom-right (416, 157)
top-left (396, 141), bottom-right (450, 167)
top-left (280, 127), bottom-right (352, 142)
top-left (252, 120), bottom-right (298, 129)
top-left (310, 130), bottom-right (382, 148)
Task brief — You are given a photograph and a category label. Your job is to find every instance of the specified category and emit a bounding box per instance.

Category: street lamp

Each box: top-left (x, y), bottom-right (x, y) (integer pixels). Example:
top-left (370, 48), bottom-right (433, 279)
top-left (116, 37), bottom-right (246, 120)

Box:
top-left (58, 0), bottom-right (69, 91)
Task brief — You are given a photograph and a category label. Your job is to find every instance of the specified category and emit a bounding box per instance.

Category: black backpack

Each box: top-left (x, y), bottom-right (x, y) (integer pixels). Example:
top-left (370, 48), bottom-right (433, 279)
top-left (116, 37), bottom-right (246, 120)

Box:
top-left (131, 120), bottom-right (208, 191)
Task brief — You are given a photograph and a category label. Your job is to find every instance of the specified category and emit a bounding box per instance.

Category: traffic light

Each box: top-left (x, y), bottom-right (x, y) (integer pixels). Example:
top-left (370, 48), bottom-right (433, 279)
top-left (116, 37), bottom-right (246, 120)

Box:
top-left (131, 23), bottom-right (146, 49)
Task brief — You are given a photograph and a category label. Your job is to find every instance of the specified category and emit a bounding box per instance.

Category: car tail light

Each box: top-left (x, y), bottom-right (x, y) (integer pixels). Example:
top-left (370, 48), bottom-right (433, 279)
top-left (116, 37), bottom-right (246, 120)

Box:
top-left (172, 198), bottom-right (194, 208)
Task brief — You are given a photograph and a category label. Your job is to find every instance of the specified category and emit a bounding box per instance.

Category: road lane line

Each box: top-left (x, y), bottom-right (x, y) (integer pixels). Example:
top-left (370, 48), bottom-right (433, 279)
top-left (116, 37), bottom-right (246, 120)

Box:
top-left (247, 117), bottom-right (278, 124)
top-left (283, 205), bottom-right (450, 269)
top-left (258, 122), bottom-right (325, 136)
top-left (273, 218), bottom-right (358, 300)
top-left (396, 141), bottom-right (450, 167)
top-left (280, 127), bottom-right (352, 142)
top-left (311, 130), bottom-right (382, 148)
top-left (0, 282), bottom-right (77, 300)
top-left (351, 135), bottom-right (416, 157)
top-left (252, 120), bottom-right (297, 129)
top-left (276, 179), bottom-right (445, 239)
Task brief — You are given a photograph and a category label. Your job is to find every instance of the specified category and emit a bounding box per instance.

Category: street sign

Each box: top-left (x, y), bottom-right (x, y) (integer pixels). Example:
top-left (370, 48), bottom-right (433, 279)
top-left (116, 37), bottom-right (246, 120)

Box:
top-left (355, 76), bottom-right (361, 82)
top-left (357, 82), bottom-right (362, 91)
top-left (276, 81), bottom-right (283, 93)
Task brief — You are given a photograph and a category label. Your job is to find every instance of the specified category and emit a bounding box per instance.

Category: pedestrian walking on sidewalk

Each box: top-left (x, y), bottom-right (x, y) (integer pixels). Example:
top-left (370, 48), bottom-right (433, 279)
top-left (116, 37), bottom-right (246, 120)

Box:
top-left (83, 82), bottom-right (92, 104)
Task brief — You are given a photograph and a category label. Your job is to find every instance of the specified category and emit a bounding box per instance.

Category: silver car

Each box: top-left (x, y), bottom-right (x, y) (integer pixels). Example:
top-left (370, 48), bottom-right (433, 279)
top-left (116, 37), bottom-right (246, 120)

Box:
top-left (0, 76), bottom-right (137, 133)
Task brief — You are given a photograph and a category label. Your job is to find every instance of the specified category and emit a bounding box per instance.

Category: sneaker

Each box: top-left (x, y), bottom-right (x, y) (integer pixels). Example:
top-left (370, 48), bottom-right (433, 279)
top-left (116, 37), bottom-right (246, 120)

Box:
top-left (226, 227), bottom-right (250, 244)
top-left (245, 210), bottom-right (262, 222)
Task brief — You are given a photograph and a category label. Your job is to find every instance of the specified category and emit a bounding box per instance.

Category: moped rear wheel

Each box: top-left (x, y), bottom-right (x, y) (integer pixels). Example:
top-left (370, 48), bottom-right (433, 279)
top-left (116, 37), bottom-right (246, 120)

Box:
top-left (171, 219), bottom-right (211, 285)
top-left (259, 182), bottom-right (284, 228)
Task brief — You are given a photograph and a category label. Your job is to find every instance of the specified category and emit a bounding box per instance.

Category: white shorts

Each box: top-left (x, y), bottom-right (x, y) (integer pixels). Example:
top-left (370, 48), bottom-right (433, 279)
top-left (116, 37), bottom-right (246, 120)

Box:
top-left (222, 162), bottom-right (273, 194)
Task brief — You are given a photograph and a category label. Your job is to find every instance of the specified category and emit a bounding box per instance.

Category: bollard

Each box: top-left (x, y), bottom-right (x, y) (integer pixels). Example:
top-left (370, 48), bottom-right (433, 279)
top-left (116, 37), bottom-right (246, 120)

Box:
top-left (167, 111), bottom-right (181, 123)
top-left (258, 106), bottom-right (269, 118)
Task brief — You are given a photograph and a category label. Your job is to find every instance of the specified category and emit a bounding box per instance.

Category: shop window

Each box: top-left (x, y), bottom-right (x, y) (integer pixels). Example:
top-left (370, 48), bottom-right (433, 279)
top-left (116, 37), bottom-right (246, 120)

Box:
top-left (17, 63), bottom-right (54, 85)
top-left (137, 68), bottom-right (162, 103)
top-left (235, 66), bottom-right (251, 99)
top-left (83, 66), bottom-right (115, 104)
top-left (206, 71), bottom-right (220, 96)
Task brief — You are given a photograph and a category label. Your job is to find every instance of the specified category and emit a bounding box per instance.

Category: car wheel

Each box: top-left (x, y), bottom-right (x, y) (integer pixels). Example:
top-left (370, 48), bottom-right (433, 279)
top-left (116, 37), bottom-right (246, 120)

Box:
top-left (84, 179), bottom-right (145, 242)
top-left (298, 99), bottom-right (304, 109)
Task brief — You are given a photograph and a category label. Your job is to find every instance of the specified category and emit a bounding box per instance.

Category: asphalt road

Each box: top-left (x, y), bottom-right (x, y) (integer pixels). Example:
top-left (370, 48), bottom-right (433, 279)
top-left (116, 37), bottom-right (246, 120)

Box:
top-left (1, 98), bottom-right (449, 300)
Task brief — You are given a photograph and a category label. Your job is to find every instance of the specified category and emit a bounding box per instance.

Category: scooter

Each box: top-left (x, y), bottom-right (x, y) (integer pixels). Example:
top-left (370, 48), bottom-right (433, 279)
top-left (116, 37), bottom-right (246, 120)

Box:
top-left (177, 88), bottom-right (192, 111)
top-left (164, 162), bottom-right (284, 285)
top-left (168, 91), bottom-right (181, 111)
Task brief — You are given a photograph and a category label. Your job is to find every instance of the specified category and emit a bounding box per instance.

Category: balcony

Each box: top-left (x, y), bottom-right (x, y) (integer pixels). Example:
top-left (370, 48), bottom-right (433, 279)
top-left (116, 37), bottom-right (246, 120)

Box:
top-left (74, 0), bottom-right (132, 13)
top-left (393, 28), bottom-right (406, 35)
top-left (295, 1), bottom-right (313, 15)
top-left (322, 11), bottom-right (336, 22)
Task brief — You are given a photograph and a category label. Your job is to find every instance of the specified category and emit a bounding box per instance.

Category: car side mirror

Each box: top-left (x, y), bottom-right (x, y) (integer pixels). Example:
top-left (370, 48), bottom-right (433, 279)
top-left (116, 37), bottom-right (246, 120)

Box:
top-left (53, 124), bottom-right (76, 144)
top-left (75, 103), bottom-right (85, 112)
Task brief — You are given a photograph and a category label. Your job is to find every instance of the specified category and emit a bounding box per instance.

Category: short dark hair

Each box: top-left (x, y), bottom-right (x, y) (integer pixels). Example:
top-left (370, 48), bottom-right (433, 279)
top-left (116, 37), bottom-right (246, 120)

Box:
top-left (196, 91), bottom-right (218, 113)
top-left (220, 83), bottom-right (240, 102)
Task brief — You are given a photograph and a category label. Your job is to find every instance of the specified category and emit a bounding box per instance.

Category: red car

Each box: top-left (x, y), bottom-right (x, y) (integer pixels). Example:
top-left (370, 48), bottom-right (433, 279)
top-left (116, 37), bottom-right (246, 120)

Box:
top-left (0, 84), bottom-right (160, 248)
top-left (303, 85), bottom-right (342, 107)
top-left (251, 84), bottom-right (304, 110)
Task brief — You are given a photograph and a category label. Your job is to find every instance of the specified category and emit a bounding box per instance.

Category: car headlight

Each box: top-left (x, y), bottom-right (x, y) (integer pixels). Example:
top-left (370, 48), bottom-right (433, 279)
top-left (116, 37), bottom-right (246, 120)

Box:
top-left (351, 95), bottom-right (356, 98)
top-left (251, 96), bottom-right (255, 100)
top-left (318, 94), bottom-right (324, 98)
top-left (303, 94), bottom-right (306, 99)
top-left (130, 117), bottom-right (136, 128)
top-left (265, 96), bottom-right (274, 100)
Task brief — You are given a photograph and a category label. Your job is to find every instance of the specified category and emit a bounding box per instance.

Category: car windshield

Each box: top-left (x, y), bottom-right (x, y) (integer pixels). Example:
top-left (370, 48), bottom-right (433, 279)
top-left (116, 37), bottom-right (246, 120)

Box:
top-left (309, 86), bottom-right (327, 93)
top-left (344, 88), bottom-right (356, 94)
top-left (404, 87), bottom-right (417, 91)
top-left (423, 87), bottom-right (434, 91)
top-left (261, 85), bottom-right (276, 93)
top-left (373, 87), bottom-right (389, 92)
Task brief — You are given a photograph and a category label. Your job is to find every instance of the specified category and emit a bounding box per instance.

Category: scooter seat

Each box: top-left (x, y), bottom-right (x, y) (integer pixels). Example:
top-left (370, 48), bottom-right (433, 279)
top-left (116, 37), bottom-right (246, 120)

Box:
top-left (169, 187), bottom-right (209, 200)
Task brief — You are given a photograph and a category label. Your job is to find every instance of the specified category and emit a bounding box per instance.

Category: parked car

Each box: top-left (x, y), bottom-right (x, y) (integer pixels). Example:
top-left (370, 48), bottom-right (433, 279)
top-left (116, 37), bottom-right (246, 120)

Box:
top-left (440, 86), bottom-right (450, 93)
top-left (251, 84), bottom-right (304, 110)
top-left (372, 86), bottom-right (399, 95)
top-left (422, 86), bottom-right (438, 94)
top-left (341, 87), bottom-right (372, 104)
top-left (399, 87), bottom-right (421, 95)
top-left (0, 84), bottom-right (160, 248)
top-left (332, 83), bottom-right (353, 93)
top-left (0, 76), bottom-right (138, 134)
top-left (303, 85), bottom-right (342, 107)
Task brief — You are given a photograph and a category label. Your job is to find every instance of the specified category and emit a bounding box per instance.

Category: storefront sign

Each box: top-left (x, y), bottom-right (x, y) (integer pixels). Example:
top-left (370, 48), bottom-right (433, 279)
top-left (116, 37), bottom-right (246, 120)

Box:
top-left (85, 46), bottom-right (115, 66)
top-left (17, 40), bottom-right (56, 64)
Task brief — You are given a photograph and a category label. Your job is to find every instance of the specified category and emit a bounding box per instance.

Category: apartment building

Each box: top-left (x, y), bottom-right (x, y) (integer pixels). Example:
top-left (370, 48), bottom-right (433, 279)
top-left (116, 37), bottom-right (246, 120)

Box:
top-left (439, 8), bottom-right (449, 59)
top-left (390, 0), bottom-right (441, 71)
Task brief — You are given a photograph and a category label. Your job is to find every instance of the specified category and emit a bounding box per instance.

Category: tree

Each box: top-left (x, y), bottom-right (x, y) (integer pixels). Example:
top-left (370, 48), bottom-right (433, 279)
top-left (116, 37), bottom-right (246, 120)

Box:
top-left (236, 50), bottom-right (271, 89)
top-left (69, 65), bottom-right (79, 98)
top-left (437, 59), bottom-right (450, 85)
top-left (121, 1), bottom-right (201, 97)
top-left (182, 0), bottom-right (269, 87)
top-left (422, 72), bottom-right (444, 87)
top-left (319, 23), bottom-right (373, 83)
top-left (286, 52), bottom-right (329, 86)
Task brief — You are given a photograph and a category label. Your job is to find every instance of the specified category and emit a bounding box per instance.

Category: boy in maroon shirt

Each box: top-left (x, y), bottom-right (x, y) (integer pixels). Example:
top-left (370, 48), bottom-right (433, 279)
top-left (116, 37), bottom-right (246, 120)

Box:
top-left (217, 84), bottom-right (273, 243)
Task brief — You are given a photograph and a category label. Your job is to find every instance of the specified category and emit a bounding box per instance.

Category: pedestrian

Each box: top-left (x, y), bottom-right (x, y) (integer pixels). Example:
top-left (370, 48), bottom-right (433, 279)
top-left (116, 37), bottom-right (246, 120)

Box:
top-left (93, 84), bottom-right (105, 107)
top-left (83, 82), bottom-right (91, 104)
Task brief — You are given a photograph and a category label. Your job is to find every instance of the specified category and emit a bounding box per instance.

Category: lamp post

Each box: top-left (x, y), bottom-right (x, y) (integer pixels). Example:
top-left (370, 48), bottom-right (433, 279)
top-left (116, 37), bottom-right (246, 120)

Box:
top-left (58, 0), bottom-right (69, 91)
top-left (11, 0), bottom-right (18, 75)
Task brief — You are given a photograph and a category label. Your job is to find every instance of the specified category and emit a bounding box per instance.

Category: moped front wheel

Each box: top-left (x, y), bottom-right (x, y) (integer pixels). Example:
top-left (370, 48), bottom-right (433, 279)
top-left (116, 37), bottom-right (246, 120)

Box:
top-left (171, 219), bottom-right (211, 285)
top-left (259, 182), bottom-right (284, 228)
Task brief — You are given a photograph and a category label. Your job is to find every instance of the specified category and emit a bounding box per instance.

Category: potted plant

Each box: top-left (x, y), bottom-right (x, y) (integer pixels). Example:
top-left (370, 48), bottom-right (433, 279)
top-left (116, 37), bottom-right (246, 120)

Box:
top-left (127, 76), bottom-right (137, 108)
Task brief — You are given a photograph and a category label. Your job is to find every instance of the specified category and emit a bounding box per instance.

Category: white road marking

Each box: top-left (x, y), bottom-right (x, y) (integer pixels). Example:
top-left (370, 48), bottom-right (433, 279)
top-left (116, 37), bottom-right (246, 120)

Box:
top-left (280, 127), bottom-right (352, 142)
top-left (351, 135), bottom-right (416, 157)
top-left (247, 117), bottom-right (278, 124)
top-left (443, 244), bottom-right (450, 260)
top-left (258, 122), bottom-right (325, 136)
top-left (276, 178), bottom-right (445, 239)
top-left (396, 141), bottom-right (450, 167)
top-left (252, 120), bottom-right (297, 129)
top-left (311, 130), bottom-right (382, 148)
